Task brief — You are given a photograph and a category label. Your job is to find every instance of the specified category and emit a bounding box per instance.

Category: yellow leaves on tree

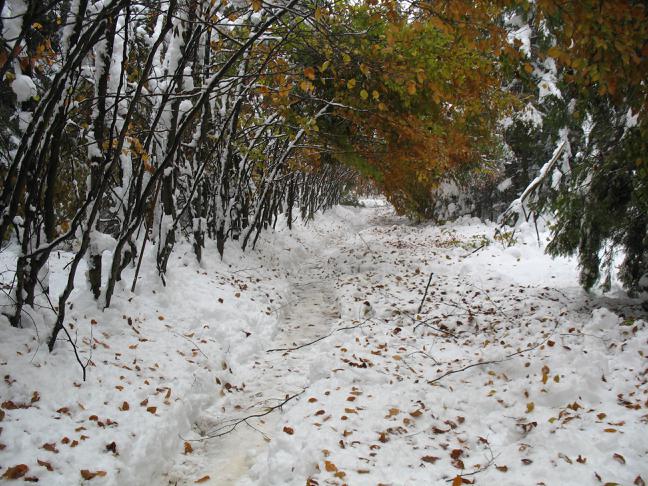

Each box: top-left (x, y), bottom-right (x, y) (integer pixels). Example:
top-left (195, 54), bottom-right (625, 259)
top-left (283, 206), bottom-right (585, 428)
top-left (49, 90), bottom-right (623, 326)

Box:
top-left (311, 2), bottom-right (512, 217)
top-left (534, 0), bottom-right (647, 101)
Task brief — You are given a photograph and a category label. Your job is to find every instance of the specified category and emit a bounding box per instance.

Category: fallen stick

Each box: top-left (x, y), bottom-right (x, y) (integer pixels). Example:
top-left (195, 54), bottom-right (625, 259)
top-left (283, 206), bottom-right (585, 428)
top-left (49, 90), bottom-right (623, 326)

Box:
top-left (417, 272), bottom-right (434, 314)
top-left (267, 317), bottom-right (375, 353)
top-left (428, 324), bottom-right (557, 385)
top-left (191, 390), bottom-right (306, 440)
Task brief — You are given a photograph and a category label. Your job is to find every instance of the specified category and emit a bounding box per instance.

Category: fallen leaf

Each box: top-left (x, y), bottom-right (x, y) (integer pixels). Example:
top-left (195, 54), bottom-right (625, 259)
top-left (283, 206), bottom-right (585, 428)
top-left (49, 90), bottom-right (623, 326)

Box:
top-left (283, 426), bottom-right (294, 435)
top-left (120, 402), bottom-right (129, 411)
top-left (496, 465), bottom-right (508, 472)
top-left (106, 442), bottom-right (118, 454)
top-left (80, 470), bottom-right (107, 480)
top-left (387, 407), bottom-right (399, 417)
top-left (146, 406), bottom-right (157, 414)
top-left (558, 452), bottom-right (572, 464)
top-left (613, 453), bottom-right (626, 465)
top-left (194, 476), bottom-right (210, 483)
top-left (184, 442), bottom-right (193, 454)
top-left (526, 402), bottom-right (535, 413)
top-left (324, 461), bottom-right (337, 472)
top-left (42, 442), bottom-right (59, 453)
top-left (2, 464), bottom-right (29, 479)
top-left (450, 449), bottom-right (463, 460)
top-left (37, 460), bottom-right (53, 471)
top-left (421, 456), bottom-right (440, 463)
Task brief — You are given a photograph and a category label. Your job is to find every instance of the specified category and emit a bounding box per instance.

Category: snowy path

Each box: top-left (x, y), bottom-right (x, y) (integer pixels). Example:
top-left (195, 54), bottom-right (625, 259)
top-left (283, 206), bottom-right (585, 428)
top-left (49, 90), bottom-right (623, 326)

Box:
top-left (167, 228), bottom-right (347, 485)
top-left (5, 205), bottom-right (645, 486)
top-left (167, 205), bottom-right (647, 486)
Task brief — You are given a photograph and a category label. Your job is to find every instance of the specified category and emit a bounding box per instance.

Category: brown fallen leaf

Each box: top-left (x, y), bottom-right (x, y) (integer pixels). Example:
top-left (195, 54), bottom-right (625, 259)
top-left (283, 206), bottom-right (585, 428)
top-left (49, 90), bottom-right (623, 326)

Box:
top-left (421, 456), bottom-right (440, 464)
top-left (450, 449), bottom-right (463, 460)
top-left (2, 464), bottom-right (29, 479)
top-left (184, 442), bottom-right (193, 454)
top-left (324, 461), bottom-right (337, 472)
top-left (106, 442), bottom-right (118, 455)
top-left (409, 409), bottom-right (423, 417)
top-left (80, 470), bottom-right (107, 480)
top-left (613, 453), bottom-right (626, 465)
top-left (194, 476), bottom-right (210, 483)
top-left (283, 426), bottom-right (294, 435)
top-left (120, 402), bottom-right (129, 411)
top-left (42, 443), bottom-right (59, 453)
top-left (496, 465), bottom-right (508, 472)
top-left (37, 459), bottom-right (53, 471)
top-left (146, 406), bottom-right (157, 414)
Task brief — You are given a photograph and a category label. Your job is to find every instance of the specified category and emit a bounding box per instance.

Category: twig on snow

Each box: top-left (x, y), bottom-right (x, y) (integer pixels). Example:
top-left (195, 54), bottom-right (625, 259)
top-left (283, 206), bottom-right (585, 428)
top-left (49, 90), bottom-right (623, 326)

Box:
top-left (428, 325), bottom-right (557, 385)
top-left (267, 316), bottom-right (376, 353)
top-left (191, 390), bottom-right (306, 440)
top-left (417, 272), bottom-right (434, 314)
top-left (445, 441), bottom-right (499, 483)
top-left (173, 332), bottom-right (210, 360)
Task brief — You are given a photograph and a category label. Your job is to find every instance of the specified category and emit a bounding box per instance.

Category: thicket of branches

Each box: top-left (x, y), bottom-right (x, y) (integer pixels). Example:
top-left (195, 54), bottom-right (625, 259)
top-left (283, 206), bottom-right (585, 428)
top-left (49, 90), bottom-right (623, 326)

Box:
top-left (1, 0), bottom-right (645, 353)
top-left (0, 0), bottom-right (363, 347)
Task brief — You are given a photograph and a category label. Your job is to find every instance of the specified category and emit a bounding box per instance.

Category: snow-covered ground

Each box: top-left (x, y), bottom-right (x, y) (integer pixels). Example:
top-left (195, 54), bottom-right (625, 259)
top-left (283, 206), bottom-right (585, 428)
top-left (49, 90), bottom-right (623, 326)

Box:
top-left (1, 203), bottom-right (647, 485)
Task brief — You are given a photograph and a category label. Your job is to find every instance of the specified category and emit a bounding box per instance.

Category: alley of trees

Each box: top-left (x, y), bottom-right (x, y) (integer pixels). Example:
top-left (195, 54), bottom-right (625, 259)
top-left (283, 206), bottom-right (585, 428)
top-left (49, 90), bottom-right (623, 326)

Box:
top-left (0, 0), bottom-right (646, 347)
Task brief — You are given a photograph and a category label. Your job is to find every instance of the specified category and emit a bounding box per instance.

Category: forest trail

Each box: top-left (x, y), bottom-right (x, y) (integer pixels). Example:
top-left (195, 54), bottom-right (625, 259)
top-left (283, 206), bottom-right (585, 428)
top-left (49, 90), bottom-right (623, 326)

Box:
top-left (167, 215), bottom-right (358, 485)
top-left (166, 205), bottom-right (647, 486)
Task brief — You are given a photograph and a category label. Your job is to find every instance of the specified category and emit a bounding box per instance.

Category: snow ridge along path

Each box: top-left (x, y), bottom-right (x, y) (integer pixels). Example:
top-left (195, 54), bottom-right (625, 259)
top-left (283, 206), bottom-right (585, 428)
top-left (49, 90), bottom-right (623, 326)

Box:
top-left (169, 204), bottom-right (647, 486)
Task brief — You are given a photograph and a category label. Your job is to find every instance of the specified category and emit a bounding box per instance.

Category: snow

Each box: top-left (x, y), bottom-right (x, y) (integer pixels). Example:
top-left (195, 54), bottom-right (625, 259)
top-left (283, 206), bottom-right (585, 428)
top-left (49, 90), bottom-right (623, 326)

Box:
top-left (1, 0), bottom-right (27, 49)
top-left (497, 177), bottom-right (512, 192)
top-left (11, 72), bottom-right (37, 103)
top-left (1, 204), bottom-right (647, 485)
